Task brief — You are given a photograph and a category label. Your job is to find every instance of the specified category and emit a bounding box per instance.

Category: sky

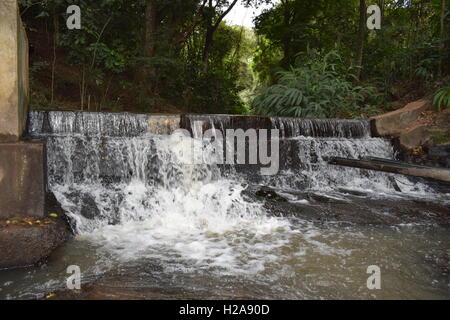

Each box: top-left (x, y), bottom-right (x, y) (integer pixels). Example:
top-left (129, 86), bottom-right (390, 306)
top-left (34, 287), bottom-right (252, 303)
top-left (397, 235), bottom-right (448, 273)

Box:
top-left (225, 1), bottom-right (278, 29)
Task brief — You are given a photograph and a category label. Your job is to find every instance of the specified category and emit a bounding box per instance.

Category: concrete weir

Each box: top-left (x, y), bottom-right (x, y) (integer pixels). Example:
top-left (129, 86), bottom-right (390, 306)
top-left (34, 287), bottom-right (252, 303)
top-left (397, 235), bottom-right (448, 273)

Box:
top-left (0, 2), bottom-right (69, 270)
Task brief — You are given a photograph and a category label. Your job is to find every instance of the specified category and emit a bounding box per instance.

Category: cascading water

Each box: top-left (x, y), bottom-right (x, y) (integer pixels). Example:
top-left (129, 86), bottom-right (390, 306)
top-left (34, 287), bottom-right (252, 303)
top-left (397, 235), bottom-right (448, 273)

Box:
top-left (28, 110), bottom-right (150, 137)
top-left (271, 117), bottom-right (371, 138)
top-left (2, 110), bottom-right (448, 300)
top-left (181, 114), bottom-right (434, 195)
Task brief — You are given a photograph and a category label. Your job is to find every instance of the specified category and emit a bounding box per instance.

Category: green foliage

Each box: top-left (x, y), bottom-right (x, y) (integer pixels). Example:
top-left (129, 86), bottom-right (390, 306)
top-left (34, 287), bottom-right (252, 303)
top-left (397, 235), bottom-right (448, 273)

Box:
top-left (20, 0), bottom-right (257, 114)
top-left (30, 91), bottom-right (51, 110)
top-left (29, 61), bottom-right (50, 83)
top-left (433, 87), bottom-right (450, 112)
top-left (183, 66), bottom-right (245, 114)
top-left (19, 0), bottom-right (449, 117)
top-left (254, 0), bottom-right (359, 69)
top-left (253, 50), bottom-right (375, 118)
top-left (254, 0), bottom-right (449, 112)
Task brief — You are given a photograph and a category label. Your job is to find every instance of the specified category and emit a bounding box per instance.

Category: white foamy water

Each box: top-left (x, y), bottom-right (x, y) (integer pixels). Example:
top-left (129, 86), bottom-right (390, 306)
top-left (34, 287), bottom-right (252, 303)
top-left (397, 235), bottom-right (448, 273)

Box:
top-left (44, 131), bottom-right (443, 276)
top-left (47, 131), bottom-right (298, 273)
top-left (84, 180), bottom-right (295, 274)
top-left (261, 136), bottom-right (435, 197)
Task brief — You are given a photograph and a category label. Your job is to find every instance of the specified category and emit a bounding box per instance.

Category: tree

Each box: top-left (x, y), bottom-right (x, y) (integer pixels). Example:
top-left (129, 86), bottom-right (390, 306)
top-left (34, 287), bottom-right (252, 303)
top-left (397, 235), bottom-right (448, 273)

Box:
top-left (19, 0), bottom-right (449, 117)
top-left (439, 0), bottom-right (446, 76)
top-left (144, 1), bottom-right (158, 59)
top-left (254, 0), bottom-right (360, 81)
top-left (202, 0), bottom-right (239, 70)
top-left (377, 0), bottom-right (385, 25)
top-left (355, 0), bottom-right (366, 80)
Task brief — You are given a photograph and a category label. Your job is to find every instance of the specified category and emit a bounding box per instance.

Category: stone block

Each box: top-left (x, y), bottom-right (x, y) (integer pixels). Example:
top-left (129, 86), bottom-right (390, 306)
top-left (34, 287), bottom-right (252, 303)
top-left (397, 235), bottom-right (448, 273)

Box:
top-left (0, 142), bottom-right (45, 219)
top-left (0, 218), bottom-right (71, 270)
top-left (399, 125), bottom-right (431, 150)
top-left (148, 115), bottom-right (181, 134)
top-left (371, 100), bottom-right (429, 137)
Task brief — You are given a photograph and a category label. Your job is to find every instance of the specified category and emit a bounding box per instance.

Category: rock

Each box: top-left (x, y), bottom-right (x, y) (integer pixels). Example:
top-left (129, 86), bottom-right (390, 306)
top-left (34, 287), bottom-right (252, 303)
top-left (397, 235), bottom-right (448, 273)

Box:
top-left (0, 216), bottom-right (71, 270)
top-left (371, 100), bottom-right (429, 137)
top-left (425, 145), bottom-right (450, 168)
top-left (147, 116), bottom-right (180, 135)
top-left (427, 145), bottom-right (450, 158)
top-left (80, 194), bottom-right (100, 220)
top-left (255, 187), bottom-right (288, 202)
top-left (338, 188), bottom-right (369, 196)
top-left (308, 194), bottom-right (347, 204)
top-left (399, 124), bottom-right (431, 150)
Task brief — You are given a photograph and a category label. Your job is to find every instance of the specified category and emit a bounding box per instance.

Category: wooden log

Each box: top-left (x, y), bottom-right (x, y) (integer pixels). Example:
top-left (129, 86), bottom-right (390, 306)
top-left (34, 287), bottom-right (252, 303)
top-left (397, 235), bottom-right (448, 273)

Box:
top-left (328, 157), bottom-right (450, 183)
top-left (362, 157), bottom-right (434, 169)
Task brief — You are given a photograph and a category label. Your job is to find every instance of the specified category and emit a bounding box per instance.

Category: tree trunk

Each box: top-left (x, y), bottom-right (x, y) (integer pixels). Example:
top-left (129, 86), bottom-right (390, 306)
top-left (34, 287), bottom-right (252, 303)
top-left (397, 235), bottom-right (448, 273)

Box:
top-left (202, 26), bottom-right (214, 68)
top-left (50, 8), bottom-right (59, 107)
top-left (145, 1), bottom-right (158, 58)
top-left (280, 0), bottom-right (291, 67)
top-left (202, 0), bottom-right (239, 72)
top-left (143, 0), bottom-right (159, 99)
top-left (355, 0), bottom-right (367, 81)
top-left (439, 0), bottom-right (446, 76)
top-left (377, 0), bottom-right (385, 25)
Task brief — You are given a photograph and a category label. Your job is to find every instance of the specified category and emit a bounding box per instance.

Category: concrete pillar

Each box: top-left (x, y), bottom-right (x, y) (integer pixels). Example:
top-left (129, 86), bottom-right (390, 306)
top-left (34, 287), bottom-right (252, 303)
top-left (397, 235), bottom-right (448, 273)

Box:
top-left (0, 2), bottom-right (44, 219)
top-left (0, 0), bottom-right (30, 142)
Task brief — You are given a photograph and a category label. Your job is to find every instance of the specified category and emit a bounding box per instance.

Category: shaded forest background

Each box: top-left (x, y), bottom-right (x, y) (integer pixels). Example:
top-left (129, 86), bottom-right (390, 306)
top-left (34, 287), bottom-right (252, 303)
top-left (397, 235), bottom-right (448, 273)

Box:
top-left (19, 0), bottom-right (450, 118)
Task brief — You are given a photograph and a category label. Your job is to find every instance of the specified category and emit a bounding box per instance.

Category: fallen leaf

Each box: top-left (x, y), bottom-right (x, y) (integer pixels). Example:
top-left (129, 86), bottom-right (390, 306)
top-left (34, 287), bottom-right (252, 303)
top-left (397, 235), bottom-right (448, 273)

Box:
top-left (46, 293), bottom-right (56, 299)
top-left (49, 213), bottom-right (58, 218)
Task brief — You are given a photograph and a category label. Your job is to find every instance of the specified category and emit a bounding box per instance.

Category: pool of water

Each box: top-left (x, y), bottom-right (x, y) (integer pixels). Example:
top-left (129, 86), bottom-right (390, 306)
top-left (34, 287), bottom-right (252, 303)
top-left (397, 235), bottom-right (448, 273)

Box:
top-left (1, 188), bottom-right (449, 300)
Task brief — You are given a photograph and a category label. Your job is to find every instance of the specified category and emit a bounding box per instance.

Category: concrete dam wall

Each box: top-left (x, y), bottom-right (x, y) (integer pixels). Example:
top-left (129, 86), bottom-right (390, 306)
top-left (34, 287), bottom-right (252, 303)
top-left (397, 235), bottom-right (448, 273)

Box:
top-left (0, 3), bottom-right (45, 224)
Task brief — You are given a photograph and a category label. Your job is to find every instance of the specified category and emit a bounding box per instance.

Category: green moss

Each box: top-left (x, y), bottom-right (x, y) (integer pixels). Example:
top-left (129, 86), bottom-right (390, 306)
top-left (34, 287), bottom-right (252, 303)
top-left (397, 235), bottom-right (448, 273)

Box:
top-left (429, 127), bottom-right (450, 145)
top-left (0, 133), bottom-right (18, 142)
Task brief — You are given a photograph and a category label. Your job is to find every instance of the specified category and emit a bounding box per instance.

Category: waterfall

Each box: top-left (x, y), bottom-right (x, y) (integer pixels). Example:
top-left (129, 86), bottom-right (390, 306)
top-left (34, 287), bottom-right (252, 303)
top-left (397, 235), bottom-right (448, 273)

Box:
top-left (180, 114), bottom-right (370, 138)
top-left (29, 110), bottom-right (181, 137)
top-left (26, 111), bottom-right (438, 267)
top-left (271, 117), bottom-right (371, 138)
top-left (2, 110), bottom-right (445, 300)
top-left (28, 110), bottom-right (150, 137)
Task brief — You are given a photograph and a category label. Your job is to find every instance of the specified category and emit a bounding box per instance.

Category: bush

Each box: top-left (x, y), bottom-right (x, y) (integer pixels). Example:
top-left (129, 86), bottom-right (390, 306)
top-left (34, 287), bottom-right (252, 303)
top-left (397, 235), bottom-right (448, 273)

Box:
top-left (433, 87), bottom-right (450, 112)
top-left (185, 67), bottom-right (244, 114)
top-left (252, 50), bottom-right (375, 118)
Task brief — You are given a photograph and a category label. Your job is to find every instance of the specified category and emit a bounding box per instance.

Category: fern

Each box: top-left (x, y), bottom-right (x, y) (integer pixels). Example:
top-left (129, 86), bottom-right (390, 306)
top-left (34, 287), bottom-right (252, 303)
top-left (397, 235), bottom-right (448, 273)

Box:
top-left (253, 50), bottom-right (375, 118)
top-left (433, 87), bottom-right (450, 112)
